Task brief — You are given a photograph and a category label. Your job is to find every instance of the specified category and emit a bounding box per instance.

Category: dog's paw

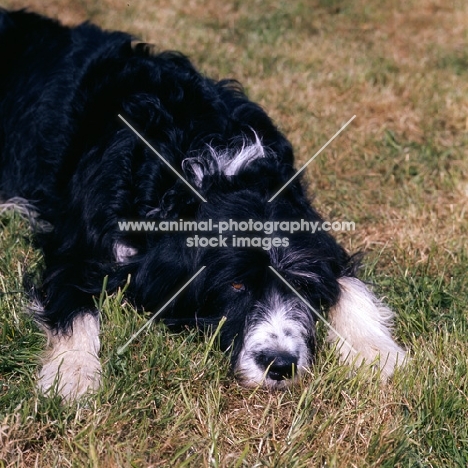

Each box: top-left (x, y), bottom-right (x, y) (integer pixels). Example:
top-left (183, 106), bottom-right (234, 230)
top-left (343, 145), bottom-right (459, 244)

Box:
top-left (38, 313), bottom-right (101, 401)
top-left (38, 349), bottom-right (101, 401)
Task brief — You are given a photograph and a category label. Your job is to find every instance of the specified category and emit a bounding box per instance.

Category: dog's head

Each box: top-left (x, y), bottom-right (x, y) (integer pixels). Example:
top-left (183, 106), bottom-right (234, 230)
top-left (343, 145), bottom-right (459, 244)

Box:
top-left (119, 140), bottom-right (353, 388)
top-left (185, 193), bottom-right (349, 388)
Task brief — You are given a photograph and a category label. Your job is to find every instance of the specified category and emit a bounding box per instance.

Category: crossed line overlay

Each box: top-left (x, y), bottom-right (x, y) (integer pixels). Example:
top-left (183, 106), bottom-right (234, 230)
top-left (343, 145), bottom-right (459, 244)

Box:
top-left (116, 113), bottom-right (356, 356)
top-left (118, 114), bottom-right (208, 203)
top-left (268, 115), bottom-right (356, 202)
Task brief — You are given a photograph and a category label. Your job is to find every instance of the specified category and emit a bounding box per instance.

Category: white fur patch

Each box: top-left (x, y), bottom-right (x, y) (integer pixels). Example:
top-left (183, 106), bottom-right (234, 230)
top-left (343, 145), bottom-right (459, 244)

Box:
top-left (113, 241), bottom-right (138, 263)
top-left (327, 277), bottom-right (406, 379)
top-left (183, 137), bottom-right (267, 187)
top-left (217, 136), bottom-right (265, 176)
top-left (235, 292), bottom-right (312, 388)
top-left (38, 313), bottom-right (101, 401)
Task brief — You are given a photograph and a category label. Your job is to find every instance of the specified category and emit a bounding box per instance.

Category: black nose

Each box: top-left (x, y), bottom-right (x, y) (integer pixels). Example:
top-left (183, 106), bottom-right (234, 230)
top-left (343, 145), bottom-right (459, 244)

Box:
top-left (256, 352), bottom-right (298, 381)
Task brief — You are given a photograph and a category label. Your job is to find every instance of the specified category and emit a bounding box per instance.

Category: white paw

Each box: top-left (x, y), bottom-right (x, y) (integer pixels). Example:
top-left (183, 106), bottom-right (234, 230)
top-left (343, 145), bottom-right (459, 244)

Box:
top-left (39, 349), bottom-right (101, 401)
top-left (38, 313), bottom-right (101, 401)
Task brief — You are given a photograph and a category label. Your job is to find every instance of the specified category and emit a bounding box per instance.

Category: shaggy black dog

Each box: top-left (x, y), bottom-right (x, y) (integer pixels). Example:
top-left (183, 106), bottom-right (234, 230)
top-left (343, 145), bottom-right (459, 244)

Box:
top-left (0, 10), bottom-right (405, 400)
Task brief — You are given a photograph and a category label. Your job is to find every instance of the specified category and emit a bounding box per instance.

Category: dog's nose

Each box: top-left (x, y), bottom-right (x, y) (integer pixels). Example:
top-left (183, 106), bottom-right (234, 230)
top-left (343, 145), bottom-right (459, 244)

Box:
top-left (256, 352), bottom-right (298, 380)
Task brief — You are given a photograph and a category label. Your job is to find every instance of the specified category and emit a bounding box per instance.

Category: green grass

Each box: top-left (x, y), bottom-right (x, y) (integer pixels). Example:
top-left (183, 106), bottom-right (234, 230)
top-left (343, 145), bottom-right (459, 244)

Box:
top-left (1, 0), bottom-right (468, 466)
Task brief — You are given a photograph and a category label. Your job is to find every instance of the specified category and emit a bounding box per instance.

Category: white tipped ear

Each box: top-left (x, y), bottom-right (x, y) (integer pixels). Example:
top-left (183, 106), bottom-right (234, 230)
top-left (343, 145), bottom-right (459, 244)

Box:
top-left (220, 136), bottom-right (265, 176)
top-left (327, 276), bottom-right (406, 380)
top-left (182, 135), bottom-right (267, 185)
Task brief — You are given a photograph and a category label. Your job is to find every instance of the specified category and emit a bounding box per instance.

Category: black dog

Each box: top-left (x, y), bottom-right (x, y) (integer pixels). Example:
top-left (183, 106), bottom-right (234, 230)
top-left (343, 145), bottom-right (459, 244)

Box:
top-left (0, 10), bottom-right (405, 401)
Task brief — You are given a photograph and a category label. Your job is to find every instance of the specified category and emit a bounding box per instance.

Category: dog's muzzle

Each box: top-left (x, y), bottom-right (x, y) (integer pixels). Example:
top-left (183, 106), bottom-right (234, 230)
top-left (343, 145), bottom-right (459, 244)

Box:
top-left (234, 294), bottom-right (314, 388)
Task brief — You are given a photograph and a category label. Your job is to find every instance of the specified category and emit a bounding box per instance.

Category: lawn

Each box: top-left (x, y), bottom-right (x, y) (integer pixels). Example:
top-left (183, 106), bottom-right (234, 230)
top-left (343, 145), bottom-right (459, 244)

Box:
top-left (1, 0), bottom-right (467, 466)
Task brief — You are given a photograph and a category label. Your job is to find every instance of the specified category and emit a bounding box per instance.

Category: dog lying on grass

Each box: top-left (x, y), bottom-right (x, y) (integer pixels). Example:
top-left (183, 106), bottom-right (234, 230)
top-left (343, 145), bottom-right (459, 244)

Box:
top-left (0, 9), bottom-right (406, 401)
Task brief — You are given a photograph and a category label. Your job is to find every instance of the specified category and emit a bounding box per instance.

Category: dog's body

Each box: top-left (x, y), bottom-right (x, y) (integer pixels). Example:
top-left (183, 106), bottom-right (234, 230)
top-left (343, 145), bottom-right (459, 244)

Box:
top-left (0, 10), bottom-right (405, 400)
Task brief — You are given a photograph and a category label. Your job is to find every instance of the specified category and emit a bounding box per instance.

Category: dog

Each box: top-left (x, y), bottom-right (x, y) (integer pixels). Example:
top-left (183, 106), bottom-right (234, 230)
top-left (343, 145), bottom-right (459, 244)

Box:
top-left (0, 10), bottom-right (406, 401)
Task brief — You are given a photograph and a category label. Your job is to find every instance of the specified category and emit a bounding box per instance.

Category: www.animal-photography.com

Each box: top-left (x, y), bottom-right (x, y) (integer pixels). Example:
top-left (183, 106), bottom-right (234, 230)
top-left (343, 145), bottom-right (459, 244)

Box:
top-left (1, 0), bottom-right (467, 466)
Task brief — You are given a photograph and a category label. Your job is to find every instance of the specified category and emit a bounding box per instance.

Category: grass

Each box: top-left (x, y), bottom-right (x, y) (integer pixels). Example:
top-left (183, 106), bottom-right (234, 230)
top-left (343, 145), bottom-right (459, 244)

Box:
top-left (1, 0), bottom-right (467, 466)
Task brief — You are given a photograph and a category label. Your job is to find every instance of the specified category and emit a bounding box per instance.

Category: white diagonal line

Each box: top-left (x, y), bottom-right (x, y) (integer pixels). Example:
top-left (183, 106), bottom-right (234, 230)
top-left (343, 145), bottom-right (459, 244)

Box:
top-left (118, 114), bottom-right (208, 203)
top-left (268, 266), bottom-right (357, 355)
top-left (117, 266), bottom-right (206, 355)
top-left (268, 115), bottom-right (356, 202)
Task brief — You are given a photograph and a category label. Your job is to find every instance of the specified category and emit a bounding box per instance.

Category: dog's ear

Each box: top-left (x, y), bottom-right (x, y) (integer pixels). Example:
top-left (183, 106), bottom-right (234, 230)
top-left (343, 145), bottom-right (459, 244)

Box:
top-left (217, 137), bottom-right (266, 176)
top-left (327, 276), bottom-right (407, 380)
top-left (182, 137), bottom-right (267, 186)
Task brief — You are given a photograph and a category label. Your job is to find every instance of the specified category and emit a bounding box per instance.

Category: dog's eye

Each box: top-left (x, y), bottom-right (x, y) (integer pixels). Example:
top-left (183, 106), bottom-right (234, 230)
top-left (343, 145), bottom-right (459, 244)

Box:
top-left (231, 282), bottom-right (246, 292)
